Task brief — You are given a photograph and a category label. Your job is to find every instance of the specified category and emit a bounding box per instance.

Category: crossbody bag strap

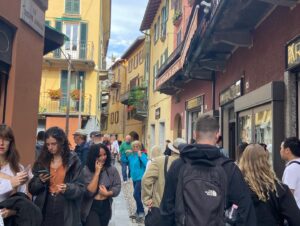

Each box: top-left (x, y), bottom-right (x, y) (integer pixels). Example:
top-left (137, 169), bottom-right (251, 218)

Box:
top-left (164, 156), bottom-right (169, 180)
top-left (288, 161), bottom-right (300, 166)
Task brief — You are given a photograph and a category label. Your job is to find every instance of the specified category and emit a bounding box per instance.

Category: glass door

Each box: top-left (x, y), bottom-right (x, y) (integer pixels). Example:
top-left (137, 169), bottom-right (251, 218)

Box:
top-left (63, 23), bottom-right (79, 59)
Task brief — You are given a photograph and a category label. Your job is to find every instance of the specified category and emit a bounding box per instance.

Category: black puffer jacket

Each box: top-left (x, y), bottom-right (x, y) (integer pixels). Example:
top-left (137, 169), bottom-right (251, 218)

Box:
top-left (160, 144), bottom-right (257, 226)
top-left (251, 182), bottom-right (300, 226)
top-left (28, 151), bottom-right (84, 226)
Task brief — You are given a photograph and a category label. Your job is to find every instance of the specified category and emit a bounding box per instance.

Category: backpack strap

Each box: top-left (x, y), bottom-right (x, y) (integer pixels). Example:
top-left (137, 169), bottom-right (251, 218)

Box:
top-left (288, 161), bottom-right (300, 166)
top-left (164, 156), bottom-right (169, 179)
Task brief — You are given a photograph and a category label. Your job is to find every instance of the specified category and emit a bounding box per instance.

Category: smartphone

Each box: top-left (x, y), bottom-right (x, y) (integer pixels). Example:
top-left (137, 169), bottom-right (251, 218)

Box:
top-left (37, 169), bottom-right (50, 175)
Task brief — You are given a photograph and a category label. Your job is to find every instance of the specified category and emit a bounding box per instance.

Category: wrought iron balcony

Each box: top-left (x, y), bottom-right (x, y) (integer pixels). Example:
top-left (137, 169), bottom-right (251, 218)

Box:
top-left (44, 40), bottom-right (94, 62)
top-left (132, 100), bottom-right (148, 121)
top-left (39, 92), bottom-right (91, 115)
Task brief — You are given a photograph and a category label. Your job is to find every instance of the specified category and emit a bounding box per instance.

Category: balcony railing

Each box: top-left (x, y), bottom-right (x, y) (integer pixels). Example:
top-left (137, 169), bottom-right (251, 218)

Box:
top-left (120, 91), bottom-right (129, 105)
top-left (45, 40), bottom-right (94, 61)
top-left (39, 92), bottom-right (92, 115)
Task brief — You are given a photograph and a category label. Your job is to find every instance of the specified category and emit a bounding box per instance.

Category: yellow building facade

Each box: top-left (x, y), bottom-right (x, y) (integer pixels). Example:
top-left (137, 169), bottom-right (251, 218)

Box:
top-left (38, 0), bottom-right (111, 145)
top-left (101, 60), bottom-right (127, 141)
top-left (140, 0), bottom-right (175, 150)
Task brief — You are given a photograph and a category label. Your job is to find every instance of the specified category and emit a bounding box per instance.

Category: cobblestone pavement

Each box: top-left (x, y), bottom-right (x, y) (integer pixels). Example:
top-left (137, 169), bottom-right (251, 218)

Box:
top-left (109, 163), bottom-right (145, 226)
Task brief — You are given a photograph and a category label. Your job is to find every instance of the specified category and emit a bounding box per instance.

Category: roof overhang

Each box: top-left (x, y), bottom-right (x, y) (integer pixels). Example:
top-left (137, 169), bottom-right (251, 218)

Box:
top-left (121, 36), bottom-right (145, 59)
top-left (140, 0), bottom-right (161, 31)
top-left (185, 0), bottom-right (300, 76)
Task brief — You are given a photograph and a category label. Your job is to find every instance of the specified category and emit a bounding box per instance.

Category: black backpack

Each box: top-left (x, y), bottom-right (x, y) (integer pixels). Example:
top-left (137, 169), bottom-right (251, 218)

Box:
top-left (175, 157), bottom-right (230, 226)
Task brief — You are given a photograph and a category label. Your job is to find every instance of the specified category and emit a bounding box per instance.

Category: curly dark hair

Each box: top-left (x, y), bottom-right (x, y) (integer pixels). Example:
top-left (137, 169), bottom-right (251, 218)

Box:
top-left (38, 127), bottom-right (70, 168)
top-left (86, 143), bottom-right (111, 172)
top-left (0, 124), bottom-right (21, 173)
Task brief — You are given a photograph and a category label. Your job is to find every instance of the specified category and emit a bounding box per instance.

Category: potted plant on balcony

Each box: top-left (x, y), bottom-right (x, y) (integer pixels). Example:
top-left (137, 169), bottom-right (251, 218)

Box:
top-left (172, 10), bottom-right (182, 26)
top-left (128, 86), bottom-right (146, 110)
top-left (48, 89), bottom-right (62, 101)
top-left (70, 89), bottom-right (81, 101)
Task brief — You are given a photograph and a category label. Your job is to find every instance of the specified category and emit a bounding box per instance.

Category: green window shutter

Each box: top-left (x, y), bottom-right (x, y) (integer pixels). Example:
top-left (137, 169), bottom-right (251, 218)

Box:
top-left (54, 21), bottom-right (62, 57)
top-left (60, 71), bottom-right (68, 109)
top-left (73, 0), bottom-right (80, 14)
top-left (79, 23), bottom-right (88, 59)
top-left (65, 0), bottom-right (72, 13)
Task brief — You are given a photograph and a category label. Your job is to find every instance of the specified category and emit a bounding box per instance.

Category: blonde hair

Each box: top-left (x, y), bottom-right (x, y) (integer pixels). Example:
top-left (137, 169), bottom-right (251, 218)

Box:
top-left (132, 140), bottom-right (142, 150)
top-left (239, 144), bottom-right (279, 202)
top-left (149, 145), bottom-right (162, 160)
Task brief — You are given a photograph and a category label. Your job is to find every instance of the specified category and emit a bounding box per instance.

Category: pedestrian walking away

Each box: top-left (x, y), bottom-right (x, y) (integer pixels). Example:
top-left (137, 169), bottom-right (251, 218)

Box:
top-left (0, 124), bottom-right (42, 226)
top-left (239, 144), bottom-right (300, 226)
top-left (119, 135), bottom-right (132, 182)
top-left (280, 137), bottom-right (300, 209)
top-left (160, 115), bottom-right (257, 226)
top-left (127, 140), bottom-right (148, 223)
top-left (142, 138), bottom-right (186, 226)
top-left (29, 126), bottom-right (85, 226)
top-left (81, 143), bottom-right (121, 226)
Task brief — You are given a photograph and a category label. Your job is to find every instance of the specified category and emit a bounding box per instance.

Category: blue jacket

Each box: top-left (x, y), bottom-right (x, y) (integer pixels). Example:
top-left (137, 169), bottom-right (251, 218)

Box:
top-left (74, 142), bottom-right (89, 166)
top-left (127, 152), bottom-right (148, 181)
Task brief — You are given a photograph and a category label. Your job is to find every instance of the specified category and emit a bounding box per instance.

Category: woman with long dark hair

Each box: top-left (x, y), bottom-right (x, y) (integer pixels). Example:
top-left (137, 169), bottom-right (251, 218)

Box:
top-left (239, 144), bottom-right (300, 226)
top-left (0, 124), bottom-right (42, 226)
top-left (29, 126), bottom-right (84, 226)
top-left (81, 143), bottom-right (121, 226)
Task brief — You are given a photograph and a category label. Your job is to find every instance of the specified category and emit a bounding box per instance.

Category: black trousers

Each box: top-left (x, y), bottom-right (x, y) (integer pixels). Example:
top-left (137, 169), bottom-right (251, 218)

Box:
top-left (42, 194), bottom-right (65, 226)
top-left (85, 199), bottom-right (111, 226)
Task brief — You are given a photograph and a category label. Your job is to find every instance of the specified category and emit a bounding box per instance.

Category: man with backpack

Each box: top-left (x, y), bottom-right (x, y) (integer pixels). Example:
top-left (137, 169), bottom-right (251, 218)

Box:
top-left (160, 115), bottom-right (257, 226)
top-left (280, 137), bottom-right (300, 208)
top-left (142, 138), bottom-right (187, 226)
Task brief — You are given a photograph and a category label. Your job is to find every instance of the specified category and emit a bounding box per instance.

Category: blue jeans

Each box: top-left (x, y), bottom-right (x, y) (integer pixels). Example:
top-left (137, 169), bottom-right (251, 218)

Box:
top-left (133, 180), bottom-right (144, 214)
top-left (121, 162), bottom-right (129, 181)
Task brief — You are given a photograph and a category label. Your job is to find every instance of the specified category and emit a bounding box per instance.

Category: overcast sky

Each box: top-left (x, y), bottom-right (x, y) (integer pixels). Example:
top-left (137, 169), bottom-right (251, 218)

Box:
top-left (107, 0), bottom-right (148, 64)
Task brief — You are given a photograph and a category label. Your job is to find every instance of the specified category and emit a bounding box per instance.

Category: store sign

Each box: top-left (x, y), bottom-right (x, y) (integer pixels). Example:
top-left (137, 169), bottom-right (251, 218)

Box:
top-left (220, 80), bottom-right (242, 106)
top-left (155, 108), bottom-right (160, 120)
top-left (286, 36), bottom-right (300, 70)
top-left (20, 0), bottom-right (45, 37)
top-left (186, 95), bottom-right (204, 110)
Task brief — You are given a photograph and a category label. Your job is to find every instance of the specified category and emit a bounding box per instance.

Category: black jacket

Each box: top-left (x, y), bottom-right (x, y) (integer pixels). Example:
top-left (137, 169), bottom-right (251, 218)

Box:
top-left (160, 144), bottom-right (257, 226)
top-left (28, 151), bottom-right (85, 226)
top-left (251, 182), bottom-right (300, 226)
top-left (0, 192), bottom-right (42, 226)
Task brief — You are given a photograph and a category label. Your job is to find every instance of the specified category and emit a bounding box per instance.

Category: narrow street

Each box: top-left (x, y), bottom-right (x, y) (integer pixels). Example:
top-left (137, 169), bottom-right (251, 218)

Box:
top-left (109, 164), bottom-right (145, 226)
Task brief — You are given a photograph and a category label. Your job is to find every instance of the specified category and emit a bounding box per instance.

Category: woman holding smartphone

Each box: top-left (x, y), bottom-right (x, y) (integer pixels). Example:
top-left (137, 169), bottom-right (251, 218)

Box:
top-left (29, 126), bottom-right (84, 226)
top-left (0, 124), bottom-right (42, 226)
top-left (81, 143), bottom-right (121, 226)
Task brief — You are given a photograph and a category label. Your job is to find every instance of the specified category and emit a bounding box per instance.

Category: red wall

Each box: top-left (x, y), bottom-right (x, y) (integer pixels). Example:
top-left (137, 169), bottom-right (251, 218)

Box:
top-left (216, 5), bottom-right (300, 106)
top-left (171, 80), bottom-right (212, 129)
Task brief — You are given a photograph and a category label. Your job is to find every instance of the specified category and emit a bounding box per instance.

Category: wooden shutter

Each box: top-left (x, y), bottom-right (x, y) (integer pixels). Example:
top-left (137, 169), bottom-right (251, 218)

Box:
top-left (79, 23), bottom-right (88, 59)
top-left (65, 0), bottom-right (72, 13)
top-left (73, 0), bottom-right (80, 14)
top-left (54, 21), bottom-right (62, 57)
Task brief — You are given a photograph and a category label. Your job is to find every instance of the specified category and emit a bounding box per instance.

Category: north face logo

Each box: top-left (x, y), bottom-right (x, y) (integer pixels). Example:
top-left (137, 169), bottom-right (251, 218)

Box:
top-left (205, 190), bottom-right (217, 197)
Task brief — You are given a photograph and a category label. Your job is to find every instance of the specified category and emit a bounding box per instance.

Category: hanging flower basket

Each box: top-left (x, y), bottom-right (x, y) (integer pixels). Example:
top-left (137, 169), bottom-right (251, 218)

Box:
top-left (48, 89), bottom-right (62, 100)
top-left (70, 89), bottom-right (80, 101)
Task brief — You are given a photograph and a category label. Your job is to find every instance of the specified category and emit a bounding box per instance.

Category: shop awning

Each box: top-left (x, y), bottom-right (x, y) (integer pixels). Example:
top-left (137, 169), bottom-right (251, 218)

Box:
top-left (43, 24), bottom-right (68, 55)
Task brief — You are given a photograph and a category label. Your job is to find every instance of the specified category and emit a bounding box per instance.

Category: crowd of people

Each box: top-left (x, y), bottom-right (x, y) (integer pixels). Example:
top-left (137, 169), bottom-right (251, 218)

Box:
top-left (0, 114), bottom-right (300, 226)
